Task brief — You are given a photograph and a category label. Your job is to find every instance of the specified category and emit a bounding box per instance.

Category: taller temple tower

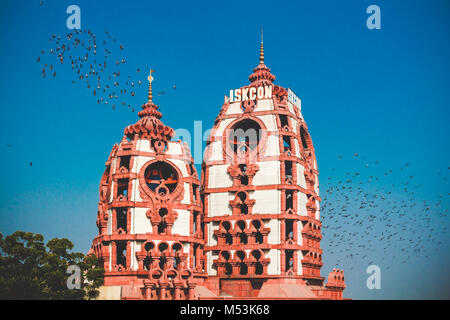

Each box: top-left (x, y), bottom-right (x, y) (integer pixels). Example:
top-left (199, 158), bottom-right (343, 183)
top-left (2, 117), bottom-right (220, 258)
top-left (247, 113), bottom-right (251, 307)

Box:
top-left (201, 39), bottom-right (346, 299)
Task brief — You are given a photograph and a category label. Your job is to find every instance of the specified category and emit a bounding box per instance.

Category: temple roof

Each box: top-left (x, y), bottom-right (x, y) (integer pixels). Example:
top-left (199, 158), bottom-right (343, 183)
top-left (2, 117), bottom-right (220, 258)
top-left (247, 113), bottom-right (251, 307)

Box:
top-left (124, 69), bottom-right (174, 141)
top-left (248, 38), bottom-right (275, 85)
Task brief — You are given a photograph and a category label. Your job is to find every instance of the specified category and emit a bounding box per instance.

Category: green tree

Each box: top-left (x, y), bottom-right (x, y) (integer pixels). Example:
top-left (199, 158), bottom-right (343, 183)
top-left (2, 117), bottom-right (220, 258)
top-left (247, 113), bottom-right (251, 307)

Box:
top-left (0, 231), bottom-right (104, 300)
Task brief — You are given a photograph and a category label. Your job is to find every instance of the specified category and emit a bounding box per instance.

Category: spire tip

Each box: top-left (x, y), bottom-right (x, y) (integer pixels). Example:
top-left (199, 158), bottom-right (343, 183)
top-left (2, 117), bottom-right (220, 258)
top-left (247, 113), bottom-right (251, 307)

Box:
top-left (147, 68), bottom-right (155, 103)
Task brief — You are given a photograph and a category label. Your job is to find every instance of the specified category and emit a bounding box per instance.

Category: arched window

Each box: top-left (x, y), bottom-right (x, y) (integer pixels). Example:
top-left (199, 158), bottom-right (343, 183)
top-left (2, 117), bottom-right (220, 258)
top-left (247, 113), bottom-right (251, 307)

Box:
top-left (300, 126), bottom-right (310, 149)
top-left (236, 251), bottom-right (247, 275)
top-left (237, 192), bottom-right (248, 214)
top-left (143, 256), bottom-right (151, 271)
top-left (157, 208), bottom-right (168, 234)
top-left (221, 221), bottom-right (233, 245)
top-left (228, 119), bottom-right (262, 155)
top-left (116, 208), bottom-right (127, 231)
top-left (158, 242), bottom-right (168, 270)
top-left (117, 179), bottom-right (128, 198)
top-left (239, 233), bottom-right (248, 244)
top-left (144, 162), bottom-right (179, 194)
top-left (252, 250), bottom-right (264, 275)
top-left (221, 251), bottom-right (232, 276)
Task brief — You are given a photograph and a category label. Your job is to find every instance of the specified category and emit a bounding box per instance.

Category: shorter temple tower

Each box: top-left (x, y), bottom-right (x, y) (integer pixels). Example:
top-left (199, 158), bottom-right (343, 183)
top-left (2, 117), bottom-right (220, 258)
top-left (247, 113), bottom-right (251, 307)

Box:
top-left (91, 70), bottom-right (206, 300)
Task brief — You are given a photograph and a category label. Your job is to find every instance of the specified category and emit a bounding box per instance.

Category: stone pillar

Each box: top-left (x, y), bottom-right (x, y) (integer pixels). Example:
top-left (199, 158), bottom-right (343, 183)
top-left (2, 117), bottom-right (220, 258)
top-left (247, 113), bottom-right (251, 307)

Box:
top-left (144, 281), bottom-right (154, 300)
top-left (151, 222), bottom-right (158, 234)
top-left (166, 223), bottom-right (173, 235)
top-left (262, 232), bottom-right (268, 244)
top-left (111, 241), bottom-right (117, 268)
top-left (159, 281), bottom-right (169, 300)
top-left (216, 234), bottom-right (224, 246)
top-left (247, 232), bottom-right (254, 244)
top-left (174, 281), bottom-right (183, 300)
top-left (248, 262), bottom-right (256, 275)
top-left (293, 220), bottom-right (298, 242)
top-left (231, 262), bottom-right (240, 275)
top-left (195, 247), bottom-right (201, 271)
top-left (217, 262), bottom-right (225, 276)
top-left (280, 220), bottom-right (286, 244)
top-left (126, 208), bottom-right (131, 233)
top-left (136, 252), bottom-right (146, 271)
top-left (112, 208), bottom-right (117, 231)
top-left (293, 250), bottom-right (298, 274)
top-left (187, 282), bottom-right (196, 300)
top-left (189, 243), bottom-right (194, 269)
top-left (262, 261), bottom-right (269, 275)
top-left (232, 232), bottom-right (239, 245)
top-left (126, 241), bottom-right (131, 270)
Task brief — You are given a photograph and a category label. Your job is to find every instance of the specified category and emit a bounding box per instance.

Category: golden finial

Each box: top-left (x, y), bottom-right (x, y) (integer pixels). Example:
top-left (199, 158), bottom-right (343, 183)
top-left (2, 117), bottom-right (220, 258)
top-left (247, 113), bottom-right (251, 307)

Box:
top-left (147, 68), bottom-right (155, 102)
top-left (259, 27), bottom-right (264, 64)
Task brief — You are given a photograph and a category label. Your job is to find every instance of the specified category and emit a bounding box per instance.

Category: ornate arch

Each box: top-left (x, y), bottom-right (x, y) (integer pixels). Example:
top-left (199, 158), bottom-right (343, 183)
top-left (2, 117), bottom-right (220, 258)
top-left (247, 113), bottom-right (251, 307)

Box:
top-left (138, 159), bottom-right (185, 203)
top-left (222, 115), bottom-right (269, 163)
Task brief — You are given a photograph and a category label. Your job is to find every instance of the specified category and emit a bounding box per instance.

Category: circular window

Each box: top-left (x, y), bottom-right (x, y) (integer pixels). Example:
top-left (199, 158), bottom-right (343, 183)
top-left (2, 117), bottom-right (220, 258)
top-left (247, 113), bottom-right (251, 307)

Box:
top-left (144, 162), bottom-right (179, 194)
top-left (228, 119), bottom-right (262, 155)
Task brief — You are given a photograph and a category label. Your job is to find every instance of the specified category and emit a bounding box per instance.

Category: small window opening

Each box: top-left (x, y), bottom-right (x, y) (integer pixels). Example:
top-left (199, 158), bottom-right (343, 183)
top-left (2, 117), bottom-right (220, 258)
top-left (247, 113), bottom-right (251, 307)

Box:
top-left (279, 114), bottom-right (289, 128)
top-left (116, 208), bottom-right (127, 231)
top-left (158, 208), bottom-right (168, 234)
top-left (237, 193), bottom-right (248, 215)
top-left (193, 184), bottom-right (199, 201)
top-left (193, 211), bottom-right (198, 233)
top-left (225, 263), bottom-right (232, 275)
top-left (143, 257), bottom-right (151, 270)
top-left (225, 233), bottom-right (233, 245)
top-left (116, 241), bottom-right (126, 267)
top-left (286, 220), bottom-right (294, 241)
top-left (255, 263), bottom-right (263, 275)
top-left (117, 179), bottom-right (128, 198)
top-left (285, 161), bottom-right (293, 179)
top-left (120, 156), bottom-right (131, 169)
top-left (283, 136), bottom-right (292, 152)
top-left (253, 221), bottom-right (263, 244)
top-left (286, 190), bottom-right (294, 210)
top-left (236, 251), bottom-right (247, 275)
top-left (286, 250), bottom-right (294, 271)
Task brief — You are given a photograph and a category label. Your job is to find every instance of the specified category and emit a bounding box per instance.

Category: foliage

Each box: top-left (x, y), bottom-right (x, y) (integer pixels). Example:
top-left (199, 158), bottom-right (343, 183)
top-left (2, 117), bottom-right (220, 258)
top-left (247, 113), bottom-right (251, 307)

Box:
top-left (0, 231), bottom-right (104, 300)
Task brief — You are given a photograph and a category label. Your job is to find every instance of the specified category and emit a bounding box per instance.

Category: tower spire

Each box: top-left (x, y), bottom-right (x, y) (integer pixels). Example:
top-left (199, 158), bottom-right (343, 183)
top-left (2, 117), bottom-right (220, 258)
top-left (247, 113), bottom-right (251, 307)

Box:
top-left (260, 27), bottom-right (264, 64)
top-left (124, 66), bottom-right (174, 141)
top-left (249, 29), bottom-right (275, 84)
top-left (147, 68), bottom-right (155, 103)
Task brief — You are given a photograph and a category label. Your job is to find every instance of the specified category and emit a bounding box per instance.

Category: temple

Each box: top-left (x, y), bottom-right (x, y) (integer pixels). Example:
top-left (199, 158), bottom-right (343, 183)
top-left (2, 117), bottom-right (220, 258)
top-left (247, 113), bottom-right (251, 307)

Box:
top-left (90, 40), bottom-right (347, 300)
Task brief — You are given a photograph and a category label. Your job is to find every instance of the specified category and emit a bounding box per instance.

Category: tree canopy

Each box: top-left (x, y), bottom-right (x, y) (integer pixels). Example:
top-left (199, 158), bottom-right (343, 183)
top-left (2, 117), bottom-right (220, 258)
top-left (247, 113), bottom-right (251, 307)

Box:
top-left (0, 231), bottom-right (104, 300)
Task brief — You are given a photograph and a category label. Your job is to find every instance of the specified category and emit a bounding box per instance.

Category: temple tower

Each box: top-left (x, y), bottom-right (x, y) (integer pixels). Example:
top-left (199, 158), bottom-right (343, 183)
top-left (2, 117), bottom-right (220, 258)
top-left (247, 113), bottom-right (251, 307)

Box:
top-left (201, 39), bottom-right (344, 298)
top-left (91, 70), bottom-right (206, 300)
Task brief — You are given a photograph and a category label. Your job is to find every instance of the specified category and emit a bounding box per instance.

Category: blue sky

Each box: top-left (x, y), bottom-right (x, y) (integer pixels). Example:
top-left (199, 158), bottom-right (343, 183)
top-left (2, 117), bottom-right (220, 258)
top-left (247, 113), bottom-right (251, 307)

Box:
top-left (0, 0), bottom-right (449, 299)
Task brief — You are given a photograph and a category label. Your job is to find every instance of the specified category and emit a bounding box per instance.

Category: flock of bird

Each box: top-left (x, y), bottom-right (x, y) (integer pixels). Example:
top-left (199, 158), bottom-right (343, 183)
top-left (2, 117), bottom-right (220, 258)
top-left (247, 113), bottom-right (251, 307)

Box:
top-left (37, 29), bottom-right (176, 112)
top-left (320, 154), bottom-right (449, 271)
